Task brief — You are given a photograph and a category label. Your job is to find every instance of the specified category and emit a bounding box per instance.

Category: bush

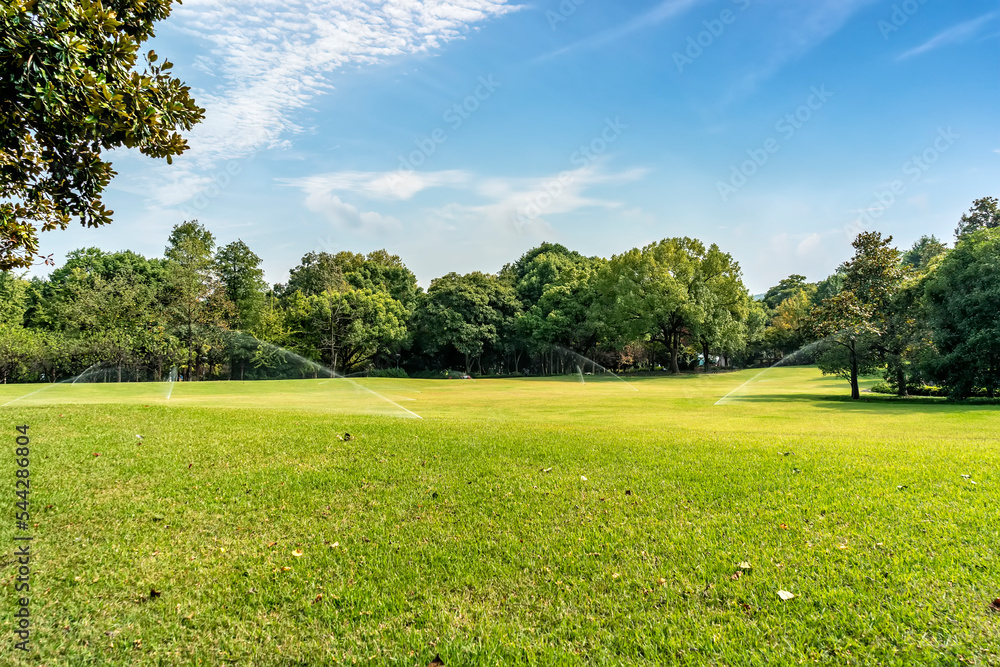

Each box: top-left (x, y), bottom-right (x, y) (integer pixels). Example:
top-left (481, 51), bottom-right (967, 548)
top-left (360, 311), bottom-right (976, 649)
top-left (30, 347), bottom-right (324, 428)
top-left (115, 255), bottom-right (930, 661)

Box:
top-left (366, 367), bottom-right (409, 378)
top-left (869, 382), bottom-right (948, 397)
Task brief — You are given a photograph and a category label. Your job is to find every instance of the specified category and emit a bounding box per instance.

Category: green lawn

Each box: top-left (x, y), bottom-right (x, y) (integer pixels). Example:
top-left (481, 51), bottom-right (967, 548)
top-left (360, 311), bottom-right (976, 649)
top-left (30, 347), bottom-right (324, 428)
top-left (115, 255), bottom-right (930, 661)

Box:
top-left (2, 368), bottom-right (999, 665)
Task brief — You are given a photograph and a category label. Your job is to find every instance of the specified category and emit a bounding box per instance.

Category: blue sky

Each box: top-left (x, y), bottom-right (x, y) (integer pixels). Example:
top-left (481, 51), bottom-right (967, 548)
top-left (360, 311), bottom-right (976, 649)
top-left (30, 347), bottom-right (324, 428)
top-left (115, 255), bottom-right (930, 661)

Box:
top-left (39, 0), bottom-right (1000, 292)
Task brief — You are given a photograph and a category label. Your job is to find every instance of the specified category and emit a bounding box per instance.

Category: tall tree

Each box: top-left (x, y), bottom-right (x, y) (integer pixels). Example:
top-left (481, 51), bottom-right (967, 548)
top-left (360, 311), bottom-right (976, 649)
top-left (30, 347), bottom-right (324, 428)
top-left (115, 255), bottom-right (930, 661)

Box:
top-left (901, 235), bottom-right (948, 272)
top-left (762, 274), bottom-right (808, 311)
top-left (294, 288), bottom-right (408, 375)
top-left (0, 0), bottom-right (203, 269)
top-left (281, 252), bottom-right (347, 297)
top-left (954, 196), bottom-right (999, 240)
top-left (923, 229), bottom-right (1000, 398)
top-left (810, 232), bottom-right (905, 399)
top-left (694, 244), bottom-right (753, 369)
top-left (164, 221), bottom-right (229, 378)
top-left (597, 238), bottom-right (704, 374)
top-left (0, 271), bottom-right (28, 326)
top-left (504, 245), bottom-right (605, 368)
top-left (215, 240), bottom-right (266, 333)
top-left (415, 272), bottom-right (520, 375)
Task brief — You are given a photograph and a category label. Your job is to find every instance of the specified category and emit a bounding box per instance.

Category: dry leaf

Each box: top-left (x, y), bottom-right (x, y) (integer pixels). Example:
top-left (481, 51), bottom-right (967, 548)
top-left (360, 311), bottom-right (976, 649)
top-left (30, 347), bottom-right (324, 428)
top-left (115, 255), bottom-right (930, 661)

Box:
top-left (730, 571), bottom-right (742, 581)
top-left (738, 561), bottom-right (752, 570)
top-left (778, 523), bottom-right (789, 530)
top-left (990, 598), bottom-right (1000, 612)
top-left (777, 590), bottom-right (796, 601)
top-left (292, 549), bottom-right (304, 557)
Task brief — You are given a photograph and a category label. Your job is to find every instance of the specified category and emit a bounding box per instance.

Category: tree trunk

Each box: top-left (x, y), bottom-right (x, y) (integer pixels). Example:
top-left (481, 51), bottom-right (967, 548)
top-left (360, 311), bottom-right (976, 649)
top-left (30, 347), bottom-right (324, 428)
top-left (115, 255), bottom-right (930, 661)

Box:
top-left (850, 343), bottom-right (860, 400)
top-left (895, 363), bottom-right (907, 397)
top-left (701, 339), bottom-right (710, 373)
top-left (464, 352), bottom-right (471, 375)
top-left (670, 331), bottom-right (680, 374)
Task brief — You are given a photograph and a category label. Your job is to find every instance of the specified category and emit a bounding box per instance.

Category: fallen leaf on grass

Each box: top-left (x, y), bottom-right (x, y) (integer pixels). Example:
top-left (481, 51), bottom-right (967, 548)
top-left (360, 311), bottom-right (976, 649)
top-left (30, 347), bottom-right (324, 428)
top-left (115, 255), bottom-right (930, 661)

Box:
top-left (730, 572), bottom-right (742, 581)
top-left (541, 467), bottom-right (553, 473)
top-left (777, 590), bottom-right (796, 601)
top-left (989, 598), bottom-right (1000, 612)
top-left (738, 562), bottom-right (752, 570)
top-left (292, 549), bottom-right (303, 557)
top-left (778, 524), bottom-right (789, 530)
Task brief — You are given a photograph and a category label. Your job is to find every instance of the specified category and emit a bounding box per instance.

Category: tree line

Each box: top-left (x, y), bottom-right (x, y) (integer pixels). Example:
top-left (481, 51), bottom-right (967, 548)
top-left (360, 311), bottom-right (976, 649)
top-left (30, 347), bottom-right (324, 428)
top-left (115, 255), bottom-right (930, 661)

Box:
top-left (0, 195), bottom-right (998, 399)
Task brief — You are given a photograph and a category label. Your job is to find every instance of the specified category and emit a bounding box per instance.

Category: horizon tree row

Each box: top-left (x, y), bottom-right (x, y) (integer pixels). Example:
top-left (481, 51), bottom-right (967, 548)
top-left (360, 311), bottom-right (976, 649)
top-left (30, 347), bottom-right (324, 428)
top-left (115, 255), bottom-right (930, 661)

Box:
top-left (1, 194), bottom-right (997, 399)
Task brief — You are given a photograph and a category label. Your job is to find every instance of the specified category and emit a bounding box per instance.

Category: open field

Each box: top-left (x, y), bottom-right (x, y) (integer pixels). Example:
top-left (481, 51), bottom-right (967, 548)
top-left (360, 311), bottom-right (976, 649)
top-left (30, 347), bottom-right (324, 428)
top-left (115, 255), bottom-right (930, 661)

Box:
top-left (2, 368), bottom-right (1000, 665)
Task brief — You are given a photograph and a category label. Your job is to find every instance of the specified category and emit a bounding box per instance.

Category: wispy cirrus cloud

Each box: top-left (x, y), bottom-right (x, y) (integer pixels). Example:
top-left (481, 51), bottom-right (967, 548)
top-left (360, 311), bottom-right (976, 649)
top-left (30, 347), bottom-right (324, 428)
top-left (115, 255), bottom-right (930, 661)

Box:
top-left (141, 0), bottom-right (521, 208)
top-left (722, 0), bottom-right (877, 100)
top-left (538, 0), bottom-right (702, 61)
top-left (281, 161), bottom-right (648, 233)
top-left (896, 11), bottom-right (999, 61)
top-left (283, 169), bottom-right (474, 201)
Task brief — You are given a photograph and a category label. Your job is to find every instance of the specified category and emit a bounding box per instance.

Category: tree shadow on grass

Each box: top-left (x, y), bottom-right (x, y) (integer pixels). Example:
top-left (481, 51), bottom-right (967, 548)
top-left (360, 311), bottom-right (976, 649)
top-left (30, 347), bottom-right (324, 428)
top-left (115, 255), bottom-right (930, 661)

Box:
top-left (723, 392), bottom-right (997, 414)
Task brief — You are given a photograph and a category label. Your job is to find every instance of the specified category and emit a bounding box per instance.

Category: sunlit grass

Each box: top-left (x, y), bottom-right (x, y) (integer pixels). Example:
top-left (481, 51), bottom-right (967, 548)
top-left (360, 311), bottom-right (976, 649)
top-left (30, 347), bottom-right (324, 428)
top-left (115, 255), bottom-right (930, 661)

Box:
top-left (2, 368), bottom-right (999, 664)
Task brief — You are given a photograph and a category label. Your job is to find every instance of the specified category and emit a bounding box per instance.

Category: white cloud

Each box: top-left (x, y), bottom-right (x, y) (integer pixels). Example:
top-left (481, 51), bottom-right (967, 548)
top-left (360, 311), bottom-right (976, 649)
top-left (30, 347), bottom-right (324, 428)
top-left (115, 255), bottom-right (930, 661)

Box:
top-left (796, 232), bottom-right (822, 256)
top-left (282, 169), bottom-right (473, 201)
top-left (897, 12), bottom-right (998, 61)
top-left (282, 161), bottom-right (648, 234)
top-left (142, 0), bottom-right (520, 206)
top-left (301, 192), bottom-right (402, 233)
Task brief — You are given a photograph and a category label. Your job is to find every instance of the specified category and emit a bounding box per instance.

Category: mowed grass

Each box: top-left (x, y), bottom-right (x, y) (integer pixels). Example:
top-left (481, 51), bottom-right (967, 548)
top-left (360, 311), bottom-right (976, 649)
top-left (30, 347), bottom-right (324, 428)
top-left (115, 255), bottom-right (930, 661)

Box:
top-left (2, 368), bottom-right (1000, 665)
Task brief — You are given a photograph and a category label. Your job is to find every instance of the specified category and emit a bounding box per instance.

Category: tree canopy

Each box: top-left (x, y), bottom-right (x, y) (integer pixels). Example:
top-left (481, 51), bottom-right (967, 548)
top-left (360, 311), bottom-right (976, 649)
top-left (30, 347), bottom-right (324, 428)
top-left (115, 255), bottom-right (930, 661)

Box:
top-left (0, 0), bottom-right (203, 269)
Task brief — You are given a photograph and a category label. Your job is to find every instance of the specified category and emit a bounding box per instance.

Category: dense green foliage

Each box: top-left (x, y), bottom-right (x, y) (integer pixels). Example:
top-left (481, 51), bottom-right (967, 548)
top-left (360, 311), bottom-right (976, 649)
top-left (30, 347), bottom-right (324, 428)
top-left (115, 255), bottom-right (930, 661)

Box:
top-left (0, 225), bottom-right (764, 383)
top-left (0, 0), bottom-right (203, 269)
top-left (2, 195), bottom-right (998, 399)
